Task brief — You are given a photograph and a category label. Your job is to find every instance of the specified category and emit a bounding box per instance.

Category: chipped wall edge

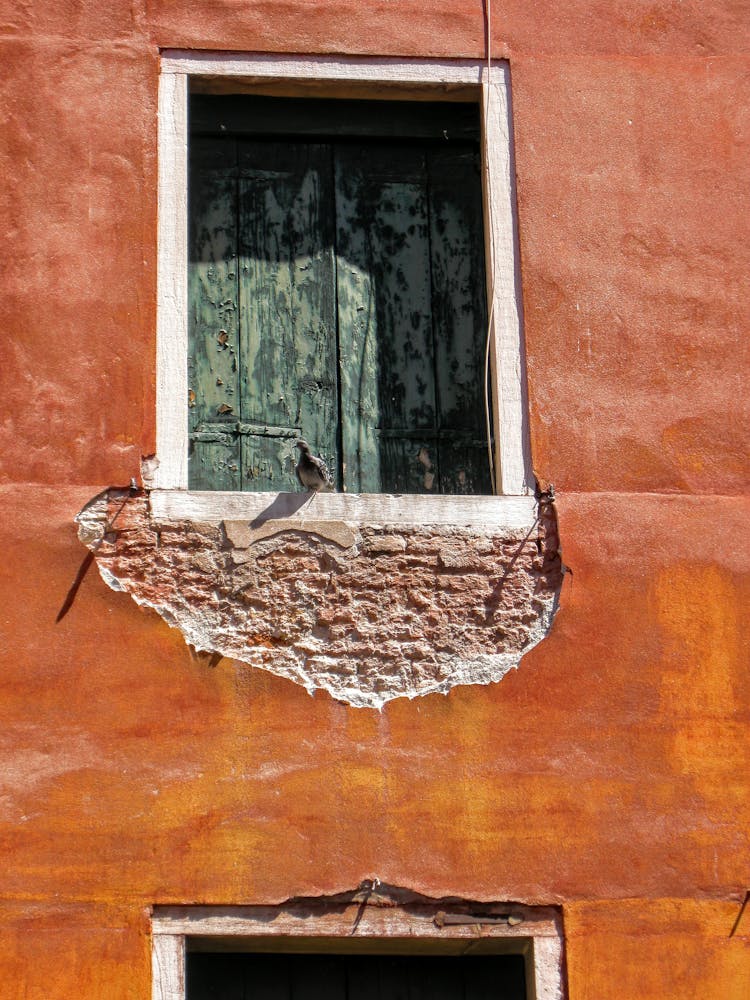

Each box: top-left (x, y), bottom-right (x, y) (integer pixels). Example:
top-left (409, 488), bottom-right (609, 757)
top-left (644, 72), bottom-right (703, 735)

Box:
top-left (76, 489), bottom-right (563, 709)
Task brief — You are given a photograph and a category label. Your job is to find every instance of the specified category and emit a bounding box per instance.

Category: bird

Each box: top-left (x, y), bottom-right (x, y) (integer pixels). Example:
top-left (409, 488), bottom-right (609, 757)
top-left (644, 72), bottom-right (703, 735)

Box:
top-left (295, 440), bottom-right (332, 492)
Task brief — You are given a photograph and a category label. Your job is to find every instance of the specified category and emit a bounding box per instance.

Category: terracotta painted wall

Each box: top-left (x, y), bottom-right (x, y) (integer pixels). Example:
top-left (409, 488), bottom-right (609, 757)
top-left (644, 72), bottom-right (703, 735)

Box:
top-left (1, 2), bottom-right (748, 997)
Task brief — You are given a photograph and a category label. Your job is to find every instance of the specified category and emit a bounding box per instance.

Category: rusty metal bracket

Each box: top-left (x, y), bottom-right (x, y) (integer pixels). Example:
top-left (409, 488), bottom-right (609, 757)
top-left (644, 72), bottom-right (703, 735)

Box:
top-left (434, 911), bottom-right (524, 928)
top-left (190, 421), bottom-right (302, 444)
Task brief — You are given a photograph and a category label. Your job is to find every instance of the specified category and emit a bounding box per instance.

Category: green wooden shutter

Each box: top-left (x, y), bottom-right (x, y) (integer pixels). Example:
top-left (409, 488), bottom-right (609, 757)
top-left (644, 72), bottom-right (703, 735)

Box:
top-left (334, 142), bottom-right (490, 495)
top-left (188, 98), bottom-right (490, 496)
top-left (335, 145), bottom-right (437, 494)
top-left (188, 138), bottom-right (242, 490)
top-left (427, 146), bottom-right (492, 495)
top-left (237, 141), bottom-right (338, 491)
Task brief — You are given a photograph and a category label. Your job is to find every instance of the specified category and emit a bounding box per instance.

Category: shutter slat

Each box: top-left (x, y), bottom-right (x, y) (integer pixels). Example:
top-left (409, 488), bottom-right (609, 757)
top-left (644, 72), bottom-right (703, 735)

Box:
top-left (188, 138), bottom-right (242, 490)
top-left (335, 145), bottom-right (437, 494)
top-left (427, 146), bottom-right (492, 494)
top-left (238, 142), bottom-right (338, 491)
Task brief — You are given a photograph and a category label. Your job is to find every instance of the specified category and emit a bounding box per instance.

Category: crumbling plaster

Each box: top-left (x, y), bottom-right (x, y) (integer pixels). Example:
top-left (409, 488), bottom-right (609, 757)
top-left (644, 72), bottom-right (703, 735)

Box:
top-left (77, 490), bottom-right (562, 709)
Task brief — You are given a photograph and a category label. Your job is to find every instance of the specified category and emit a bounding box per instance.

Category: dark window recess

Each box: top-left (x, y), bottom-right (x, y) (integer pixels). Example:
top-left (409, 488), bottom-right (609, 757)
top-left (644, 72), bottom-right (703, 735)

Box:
top-left (188, 95), bottom-right (491, 494)
top-left (187, 953), bottom-right (527, 1000)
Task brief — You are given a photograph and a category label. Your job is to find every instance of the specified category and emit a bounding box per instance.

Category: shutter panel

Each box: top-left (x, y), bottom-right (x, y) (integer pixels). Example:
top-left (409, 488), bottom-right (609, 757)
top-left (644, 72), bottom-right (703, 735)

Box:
top-left (189, 97), bottom-right (491, 497)
top-left (335, 145), bottom-right (437, 494)
top-left (427, 146), bottom-right (492, 494)
top-left (188, 138), bottom-right (242, 490)
top-left (237, 141), bottom-right (338, 491)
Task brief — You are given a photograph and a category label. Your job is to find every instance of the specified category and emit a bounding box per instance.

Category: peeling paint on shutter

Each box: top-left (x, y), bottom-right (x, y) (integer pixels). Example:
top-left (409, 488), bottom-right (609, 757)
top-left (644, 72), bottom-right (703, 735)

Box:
top-left (335, 145), bottom-right (436, 494)
top-left (188, 138), bottom-right (242, 490)
top-left (238, 142), bottom-right (338, 492)
top-left (427, 146), bottom-right (492, 495)
top-left (335, 143), bottom-right (489, 494)
top-left (188, 97), bottom-right (490, 495)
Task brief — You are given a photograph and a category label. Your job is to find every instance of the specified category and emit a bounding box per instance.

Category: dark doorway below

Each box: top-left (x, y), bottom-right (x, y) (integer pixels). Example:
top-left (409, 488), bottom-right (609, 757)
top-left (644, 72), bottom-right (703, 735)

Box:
top-left (187, 953), bottom-right (527, 1000)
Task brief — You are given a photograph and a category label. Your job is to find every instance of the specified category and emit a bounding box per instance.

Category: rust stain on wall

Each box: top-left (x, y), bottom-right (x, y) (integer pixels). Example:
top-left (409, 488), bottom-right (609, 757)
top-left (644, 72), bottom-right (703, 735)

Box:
top-left (76, 490), bottom-right (563, 709)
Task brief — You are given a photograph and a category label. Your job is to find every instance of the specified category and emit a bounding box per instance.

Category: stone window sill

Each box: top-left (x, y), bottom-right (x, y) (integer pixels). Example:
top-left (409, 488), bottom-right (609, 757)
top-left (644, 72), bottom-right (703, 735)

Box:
top-left (148, 489), bottom-right (538, 530)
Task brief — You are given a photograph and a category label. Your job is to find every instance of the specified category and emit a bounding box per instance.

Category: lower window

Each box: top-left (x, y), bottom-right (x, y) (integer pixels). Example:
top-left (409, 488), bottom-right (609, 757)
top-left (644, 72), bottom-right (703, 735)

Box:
top-left (151, 900), bottom-right (565, 1000)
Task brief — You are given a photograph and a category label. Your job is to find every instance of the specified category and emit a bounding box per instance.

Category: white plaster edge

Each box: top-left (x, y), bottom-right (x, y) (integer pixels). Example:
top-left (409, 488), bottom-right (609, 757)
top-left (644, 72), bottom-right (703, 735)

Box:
top-left (161, 51), bottom-right (490, 85)
top-left (483, 71), bottom-right (535, 495)
top-left (152, 933), bottom-right (184, 1000)
top-left (532, 933), bottom-right (566, 1000)
top-left (156, 70), bottom-right (188, 491)
top-left (149, 489), bottom-right (539, 530)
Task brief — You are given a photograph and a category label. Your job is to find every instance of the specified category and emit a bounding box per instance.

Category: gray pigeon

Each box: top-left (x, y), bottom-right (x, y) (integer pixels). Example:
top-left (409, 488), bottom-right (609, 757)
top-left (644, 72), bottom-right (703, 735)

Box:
top-left (295, 440), bottom-right (332, 491)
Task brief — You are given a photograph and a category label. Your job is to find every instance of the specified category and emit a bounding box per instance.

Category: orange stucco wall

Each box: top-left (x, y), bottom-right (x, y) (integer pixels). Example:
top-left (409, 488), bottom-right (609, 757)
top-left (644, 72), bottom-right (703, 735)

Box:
top-left (1, 2), bottom-right (748, 997)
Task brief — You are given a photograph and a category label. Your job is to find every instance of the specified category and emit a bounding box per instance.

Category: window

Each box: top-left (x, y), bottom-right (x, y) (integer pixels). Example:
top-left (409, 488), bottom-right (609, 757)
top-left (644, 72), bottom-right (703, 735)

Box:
top-left (156, 55), bottom-right (533, 515)
top-left (189, 96), bottom-right (491, 495)
top-left (151, 901), bottom-right (565, 1000)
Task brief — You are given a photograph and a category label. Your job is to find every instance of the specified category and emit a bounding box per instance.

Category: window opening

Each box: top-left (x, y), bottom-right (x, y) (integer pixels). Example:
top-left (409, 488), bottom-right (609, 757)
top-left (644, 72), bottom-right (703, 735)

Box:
top-left (187, 952), bottom-right (528, 1000)
top-left (188, 95), bottom-right (491, 495)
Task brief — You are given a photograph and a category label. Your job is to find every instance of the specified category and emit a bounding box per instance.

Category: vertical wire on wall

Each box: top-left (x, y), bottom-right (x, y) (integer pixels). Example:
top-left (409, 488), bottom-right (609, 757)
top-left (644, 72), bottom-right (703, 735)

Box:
top-left (483, 0), bottom-right (497, 495)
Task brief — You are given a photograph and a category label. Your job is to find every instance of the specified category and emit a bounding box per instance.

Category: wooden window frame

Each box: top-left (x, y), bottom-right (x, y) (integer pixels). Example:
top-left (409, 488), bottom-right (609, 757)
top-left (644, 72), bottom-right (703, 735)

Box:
top-left (151, 902), bottom-right (565, 1000)
top-left (155, 53), bottom-right (534, 528)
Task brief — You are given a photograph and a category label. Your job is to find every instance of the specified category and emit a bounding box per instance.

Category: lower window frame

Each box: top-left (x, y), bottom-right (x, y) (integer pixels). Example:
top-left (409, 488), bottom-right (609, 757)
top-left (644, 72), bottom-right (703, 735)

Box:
top-left (151, 900), bottom-right (566, 1000)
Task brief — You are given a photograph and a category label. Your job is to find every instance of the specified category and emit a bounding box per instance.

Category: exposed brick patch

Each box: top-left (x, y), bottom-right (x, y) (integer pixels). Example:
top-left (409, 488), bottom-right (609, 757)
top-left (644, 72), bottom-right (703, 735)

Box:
top-left (77, 491), bottom-right (562, 709)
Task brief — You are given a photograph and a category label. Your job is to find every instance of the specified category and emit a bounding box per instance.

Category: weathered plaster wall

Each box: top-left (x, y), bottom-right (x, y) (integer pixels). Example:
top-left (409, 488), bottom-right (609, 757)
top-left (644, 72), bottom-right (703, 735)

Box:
top-left (76, 491), bottom-right (561, 708)
top-left (0, 2), bottom-right (748, 998)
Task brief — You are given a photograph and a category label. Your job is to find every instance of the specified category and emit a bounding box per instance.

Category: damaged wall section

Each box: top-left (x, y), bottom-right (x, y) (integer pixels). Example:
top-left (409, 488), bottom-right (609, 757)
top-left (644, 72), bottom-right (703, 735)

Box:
top-left (77, 492), bottom-right (562, 709)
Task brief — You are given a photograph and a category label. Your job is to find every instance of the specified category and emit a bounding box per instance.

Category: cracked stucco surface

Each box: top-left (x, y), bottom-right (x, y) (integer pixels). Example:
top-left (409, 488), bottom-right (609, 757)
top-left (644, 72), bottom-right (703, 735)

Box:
top-left (77, 492), bottom-right (562, 709)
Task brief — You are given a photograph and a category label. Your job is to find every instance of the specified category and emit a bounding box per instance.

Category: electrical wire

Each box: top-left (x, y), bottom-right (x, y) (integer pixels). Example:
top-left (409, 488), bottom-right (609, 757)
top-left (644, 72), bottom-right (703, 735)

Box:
top-left (483, 0), bottom-right (497, 495)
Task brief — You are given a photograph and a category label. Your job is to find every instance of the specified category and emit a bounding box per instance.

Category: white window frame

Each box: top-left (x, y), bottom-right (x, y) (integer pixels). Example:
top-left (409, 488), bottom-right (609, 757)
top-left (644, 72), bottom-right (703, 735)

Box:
top-left (155, 53), bottom-right (534, 528)
top-left (151, 903), bottom-right (565, 1000)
